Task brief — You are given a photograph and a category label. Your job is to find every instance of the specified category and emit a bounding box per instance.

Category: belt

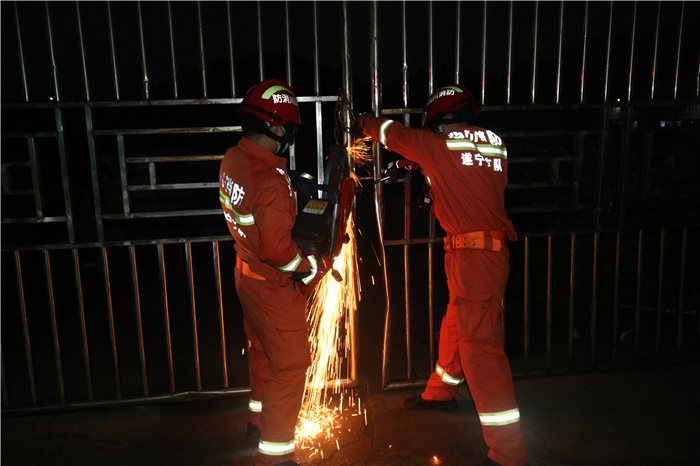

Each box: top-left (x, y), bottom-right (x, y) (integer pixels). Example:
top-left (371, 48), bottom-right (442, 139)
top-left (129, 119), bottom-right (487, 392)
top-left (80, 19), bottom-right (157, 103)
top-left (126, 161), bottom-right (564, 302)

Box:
top-left (236, 256), bottom-right (266, 280)
top-left (444, 230), bottom-right (506, 252)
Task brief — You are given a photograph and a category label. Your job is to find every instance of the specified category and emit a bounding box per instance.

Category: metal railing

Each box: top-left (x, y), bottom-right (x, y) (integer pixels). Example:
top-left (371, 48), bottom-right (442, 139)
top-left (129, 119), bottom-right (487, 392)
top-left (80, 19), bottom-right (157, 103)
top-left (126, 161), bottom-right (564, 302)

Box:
top-left (2, 1), bottom-right (699, 413)
top-left (367, 1), bottom-right (700, 389)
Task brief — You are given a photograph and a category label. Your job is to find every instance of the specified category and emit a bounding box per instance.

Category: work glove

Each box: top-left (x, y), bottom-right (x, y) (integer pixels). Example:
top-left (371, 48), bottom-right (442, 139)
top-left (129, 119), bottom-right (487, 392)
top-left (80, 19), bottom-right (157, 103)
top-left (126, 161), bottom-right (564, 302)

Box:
top-left (347, 110), bottom-right (367, 137)
top-left (382, 159), bottom-right (421, 183)
top-left (289, 170), bottom-right (318, 208)
top-left (291, 253), bottom-right (331, 295)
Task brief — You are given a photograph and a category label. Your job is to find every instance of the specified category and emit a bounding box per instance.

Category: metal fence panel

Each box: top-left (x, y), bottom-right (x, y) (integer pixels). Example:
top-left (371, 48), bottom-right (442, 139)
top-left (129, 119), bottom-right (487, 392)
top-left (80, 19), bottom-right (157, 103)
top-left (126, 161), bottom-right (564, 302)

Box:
top-left (2, 1), bottom-right (699, 412)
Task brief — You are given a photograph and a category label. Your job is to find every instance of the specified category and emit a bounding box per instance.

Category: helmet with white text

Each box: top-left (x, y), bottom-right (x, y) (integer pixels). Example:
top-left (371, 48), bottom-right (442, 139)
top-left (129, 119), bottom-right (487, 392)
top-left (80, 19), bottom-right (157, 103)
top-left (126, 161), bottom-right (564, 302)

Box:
top-left (237, 79), bottom-right (301, 147)
top-left (421, 84), bottom-right (482, 135)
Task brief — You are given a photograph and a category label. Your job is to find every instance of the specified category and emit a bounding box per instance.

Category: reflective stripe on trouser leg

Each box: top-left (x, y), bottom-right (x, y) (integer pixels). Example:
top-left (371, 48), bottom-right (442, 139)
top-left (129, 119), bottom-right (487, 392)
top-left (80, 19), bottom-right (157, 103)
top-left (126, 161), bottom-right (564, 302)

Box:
top-left (423, 305), bottom-right (464, 401)
top-left (479, 408), bottom-right (520, 426)
top-left (249, 399), bottom-right (262, 413)
top-left (436, 363), bottom-right (465, 386)
top-left (258, 439), bottom-right (296, 456)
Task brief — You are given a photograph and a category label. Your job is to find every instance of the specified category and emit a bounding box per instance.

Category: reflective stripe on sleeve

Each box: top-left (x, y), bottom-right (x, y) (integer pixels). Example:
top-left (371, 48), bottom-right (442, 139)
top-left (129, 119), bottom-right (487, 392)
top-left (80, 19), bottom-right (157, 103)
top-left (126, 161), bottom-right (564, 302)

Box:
top-left (258, 439), bottom-right (295, 456)
top-left (301, 255), bottom-right (318, 285)
top-left (436, 364), bottom-right (464, 386)
top-left (379, 120), bottom-right (395, 146)
top-left (479, 408), bottom-right (521, 426)
top-left (276, 253), bottom-right (302, 273)
top-left (248, 399), bottom-right (262, 412)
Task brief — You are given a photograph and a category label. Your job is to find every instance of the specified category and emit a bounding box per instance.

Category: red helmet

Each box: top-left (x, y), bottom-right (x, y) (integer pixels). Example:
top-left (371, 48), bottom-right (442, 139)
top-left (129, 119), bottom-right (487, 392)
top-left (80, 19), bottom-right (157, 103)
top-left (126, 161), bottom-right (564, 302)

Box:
top-left (421, 84), bottom-right (482, 134)
top-left (237, 79), bottom-right (301, 126)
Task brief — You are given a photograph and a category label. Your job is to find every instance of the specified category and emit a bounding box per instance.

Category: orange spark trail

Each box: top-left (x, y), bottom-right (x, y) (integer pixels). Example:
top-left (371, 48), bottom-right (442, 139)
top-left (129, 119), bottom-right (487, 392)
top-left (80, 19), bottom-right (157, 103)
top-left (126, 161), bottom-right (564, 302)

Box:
top-left (295, 136), bottom-right (371, 457)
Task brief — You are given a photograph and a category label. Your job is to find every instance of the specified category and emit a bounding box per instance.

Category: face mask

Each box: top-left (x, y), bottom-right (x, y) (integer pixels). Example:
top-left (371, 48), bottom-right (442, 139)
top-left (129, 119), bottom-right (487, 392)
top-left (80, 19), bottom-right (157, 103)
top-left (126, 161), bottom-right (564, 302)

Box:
top-left (276, 141), bottom-right (289, 155)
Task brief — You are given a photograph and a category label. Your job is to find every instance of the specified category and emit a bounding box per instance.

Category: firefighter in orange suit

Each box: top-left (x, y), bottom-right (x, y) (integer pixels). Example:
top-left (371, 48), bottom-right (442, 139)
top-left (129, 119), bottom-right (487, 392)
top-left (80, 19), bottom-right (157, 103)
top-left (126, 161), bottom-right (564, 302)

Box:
top-left (219, 79), bottom-right (325, 466)
top-left (356, 84), bottom-right (529, 466)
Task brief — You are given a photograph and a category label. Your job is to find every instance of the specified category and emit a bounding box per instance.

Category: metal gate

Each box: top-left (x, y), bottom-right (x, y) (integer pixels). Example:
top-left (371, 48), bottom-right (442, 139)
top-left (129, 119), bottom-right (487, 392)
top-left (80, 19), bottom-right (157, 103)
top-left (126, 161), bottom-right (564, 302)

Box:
top-left (2, 1), bottom-right (699, 414)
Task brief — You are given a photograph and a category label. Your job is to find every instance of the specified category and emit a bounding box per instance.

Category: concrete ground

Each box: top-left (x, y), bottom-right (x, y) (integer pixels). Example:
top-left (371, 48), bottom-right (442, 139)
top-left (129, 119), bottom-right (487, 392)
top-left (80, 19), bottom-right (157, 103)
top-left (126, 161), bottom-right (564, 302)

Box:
top-left (2, 362), bottom-right (699, 466)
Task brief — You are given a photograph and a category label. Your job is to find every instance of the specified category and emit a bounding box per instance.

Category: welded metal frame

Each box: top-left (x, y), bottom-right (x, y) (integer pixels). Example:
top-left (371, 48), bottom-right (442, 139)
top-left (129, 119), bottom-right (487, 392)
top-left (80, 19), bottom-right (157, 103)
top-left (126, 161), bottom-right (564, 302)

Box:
top-left (370, 0), bottom-right (699, 390)
top-left (1, 0), bottom-right (358, 415)
top-left (1, 0), bottom-right (698, 413)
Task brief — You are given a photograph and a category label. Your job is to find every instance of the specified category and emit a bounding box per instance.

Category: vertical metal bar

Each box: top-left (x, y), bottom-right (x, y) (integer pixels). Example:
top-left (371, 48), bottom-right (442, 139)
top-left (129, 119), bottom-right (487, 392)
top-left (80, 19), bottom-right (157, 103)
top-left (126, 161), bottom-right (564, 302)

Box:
top-left (55, 108), bottom-right (75, 243)
top-left (546, 236), bottom-right (552, 370)
top-left (673, 1), bottom-right (685, 101)
top-left (403, 176), bottom-right (411, 381)
top-left (568, 234), bottom-right (576, 369)
top-left (196, 2), bottom-right (208, 99)
top-left (75, 2), bottom-right (91, 102)
top-left (27, 138), bottom-right (43, 217)
top-left (43, 250), bottom-right (65, 402)
top-left (371, 1), bottom-right (391, 389)
top-left (157, 244), bottom-right (175, 393)
top-left (14, 252), bottom-right (37, 405)
top-left (627, 1), bottom-right (638, 102)
top-left (655, 229), bottom-right (666, 358)
top-left (13, 2), bottom-right (30, 102)
top-left (428, 1), bottom-right (434, 94)
top-left (650, 2), bottom-right (662, 100)
top-left (212, 241), bottom-right (228, 387)
top-left (593, 107), bottom-right (609, 229)
top-left (226, 2), bottom-right (235, 97)
top-left (634, 230), bottom-right (643, 360)
top-left (523, 236), bottom-right (530, 375)
top-left (45, 1), bottom-right (60, 102)
top-left (402, 1), bottom-right (408, 107)
top-left (506, 1), bottom-right (513, 103)
top-left (284, 1), bottom-right (293, 86)
top-left (129, 246), bottom-right (148, 396)
top-left (676, 226), bottom-right (688, 355)
top-left (341, 1), bottom-right (353, 145)
top-left (256, 1), bottom-right (264, 81)
top-left (137, 1), bottom-right (149, 100)
top-left (530, 1), bottom-right (539, 104)
top-left (185, 243), bottom-right (202, 391)
top-left (455, 1), bottom-right (462, 84)
top-left (556, 1), bottom-right (564, 104)
top-left (106, 2), bottom-right (120, 101)
top-left (2, 351), bottom-right (8, 408)
top-left (117, 135), bottom-right (130, 215)
top-left (612, 232), bottom-right (621, 362)
top-left (149, 162), bottom-right (156, 187)
top-left (604, 2), bottom-right (613, 103)
top-left (590, 232), bottom-right (599, 367)
top-left (84, 107), bottom-right (105, 242)
top-left (72, 249), bottom-right (93, 400)
top-left (313, 2), bottom-right (323, 180)
top-left (101, 248), bottom-right (121, 397)
top-left (480, 1), bottom-right (487, 103)
top-left (167, 1), bottom-right (179, 100)
top-left (580, 1), bottom-right (589, 103)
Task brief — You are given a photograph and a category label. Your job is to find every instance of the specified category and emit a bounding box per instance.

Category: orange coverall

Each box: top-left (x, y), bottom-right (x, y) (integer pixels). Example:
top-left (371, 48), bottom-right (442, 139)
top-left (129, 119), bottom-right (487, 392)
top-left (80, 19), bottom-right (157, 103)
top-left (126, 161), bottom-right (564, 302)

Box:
top-left (219, 137), bottom-right (312, 466)
top-left (363, 114), bottom-right (529, 466)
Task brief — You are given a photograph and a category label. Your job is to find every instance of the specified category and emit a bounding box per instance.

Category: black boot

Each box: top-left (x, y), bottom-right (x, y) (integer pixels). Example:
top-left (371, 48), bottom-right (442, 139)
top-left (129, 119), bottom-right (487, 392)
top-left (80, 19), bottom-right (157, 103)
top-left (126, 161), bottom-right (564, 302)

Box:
top-left (245, 422), bottom-right (261, 446)
top-left (404, 395), bottom-right (457, 412)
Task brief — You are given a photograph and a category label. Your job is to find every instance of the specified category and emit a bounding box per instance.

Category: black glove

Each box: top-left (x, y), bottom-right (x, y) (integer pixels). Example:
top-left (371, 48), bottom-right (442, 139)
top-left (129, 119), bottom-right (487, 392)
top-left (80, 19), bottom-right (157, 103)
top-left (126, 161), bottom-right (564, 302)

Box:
top-left (347, 110), bottom-right (367, 137)
top-left (382, 159), bottom-right (420, 183)
top-left (289, 170), bottom-right (318, 206)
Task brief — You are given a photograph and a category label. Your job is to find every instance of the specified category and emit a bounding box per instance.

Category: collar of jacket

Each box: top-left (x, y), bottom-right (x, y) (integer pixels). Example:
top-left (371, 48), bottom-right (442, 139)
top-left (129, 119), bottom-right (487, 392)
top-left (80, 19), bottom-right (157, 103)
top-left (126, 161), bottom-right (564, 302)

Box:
top-left (239, 136), bottom-right (288, 170)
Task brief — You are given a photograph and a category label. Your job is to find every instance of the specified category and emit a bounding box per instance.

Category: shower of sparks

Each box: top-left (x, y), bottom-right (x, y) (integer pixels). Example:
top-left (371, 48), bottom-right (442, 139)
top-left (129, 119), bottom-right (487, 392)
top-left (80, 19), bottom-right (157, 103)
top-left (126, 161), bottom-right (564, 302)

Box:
top-left (295, 137), bottom-right (373, 457)
top-left (296, 214), bottom-right (360, 456)
top-left (347, 136), bottom-right (373, 186)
